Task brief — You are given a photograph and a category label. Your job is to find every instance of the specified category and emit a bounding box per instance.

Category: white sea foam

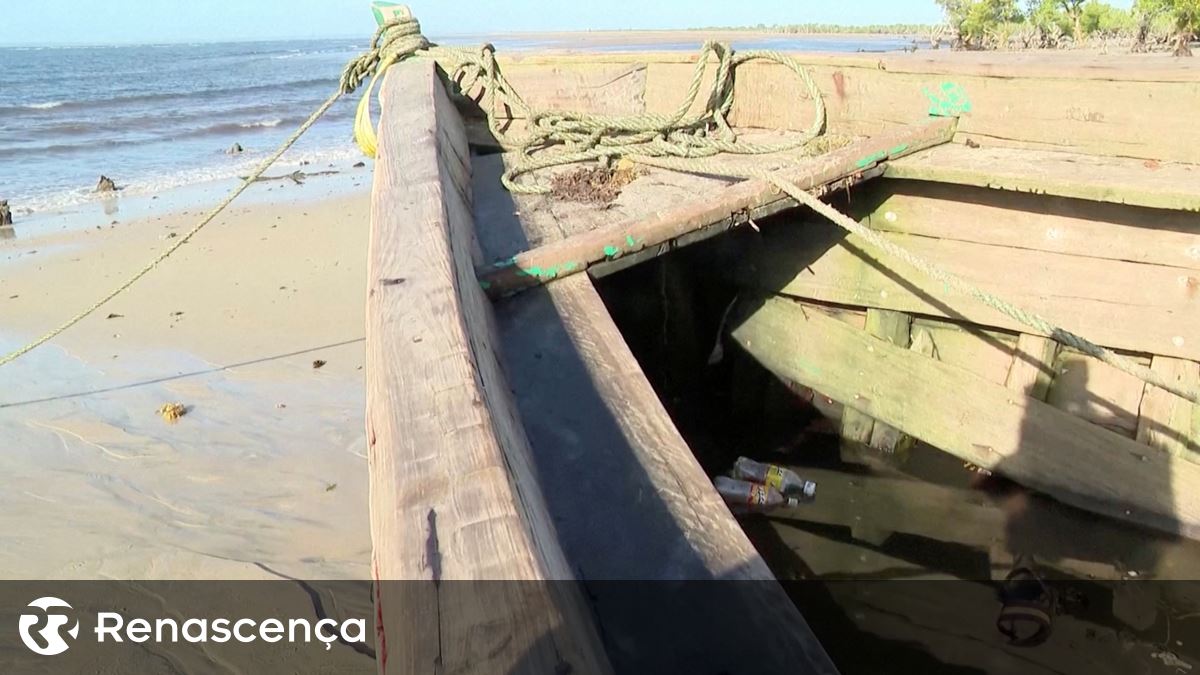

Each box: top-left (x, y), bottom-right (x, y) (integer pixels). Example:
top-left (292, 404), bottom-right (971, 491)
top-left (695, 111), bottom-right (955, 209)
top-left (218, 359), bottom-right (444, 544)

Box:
top-left (14, 145), bottom-right (363, 214)
top-left (23, 101), bottom-right (65, 109)
top-left (240, 118), bottom-right (283, 128)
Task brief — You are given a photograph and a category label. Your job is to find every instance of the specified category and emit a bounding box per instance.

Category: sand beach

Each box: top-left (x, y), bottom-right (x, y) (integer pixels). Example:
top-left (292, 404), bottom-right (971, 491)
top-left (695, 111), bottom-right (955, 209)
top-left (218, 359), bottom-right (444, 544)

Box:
top-left (0, 170), bottom-right (372, 581)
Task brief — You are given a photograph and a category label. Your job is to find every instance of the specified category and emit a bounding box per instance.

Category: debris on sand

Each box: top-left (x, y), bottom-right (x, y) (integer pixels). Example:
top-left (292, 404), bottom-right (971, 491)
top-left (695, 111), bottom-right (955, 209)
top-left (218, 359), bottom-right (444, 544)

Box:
top-left (96, 175), bottom-right (118, 192)
top-left (157, 403), bottom-right (188, 423)
top-left (312, 359), bottom-right (327, 369)
top-left (241, 169), bottom-right (339, 185)
top-left (549, 163), bottom-right (642, 204)
top-left (1151, 651), bottom-right (1191, 671)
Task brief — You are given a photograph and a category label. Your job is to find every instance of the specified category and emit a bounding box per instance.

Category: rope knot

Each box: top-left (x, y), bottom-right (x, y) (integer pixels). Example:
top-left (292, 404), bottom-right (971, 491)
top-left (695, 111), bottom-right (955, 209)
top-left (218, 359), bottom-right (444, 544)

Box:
top-left (339, 16), bottom-right (430, 95)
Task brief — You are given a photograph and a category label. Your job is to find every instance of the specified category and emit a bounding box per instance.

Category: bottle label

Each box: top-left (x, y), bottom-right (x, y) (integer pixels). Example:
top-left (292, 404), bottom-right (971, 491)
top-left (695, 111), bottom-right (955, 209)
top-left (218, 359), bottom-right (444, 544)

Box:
top-left (748, 484), bottom-right (768, 506)
top-left (764, 466), bottom-right (784, 491)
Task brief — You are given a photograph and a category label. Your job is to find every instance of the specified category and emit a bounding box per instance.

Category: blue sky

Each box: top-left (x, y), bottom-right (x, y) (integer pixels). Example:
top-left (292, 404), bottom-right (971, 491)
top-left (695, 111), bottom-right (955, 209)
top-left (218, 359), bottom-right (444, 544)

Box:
top-left (3, 0), bottom-right (950, 45)
top-left (0, 0), bottom-right (1137, 46)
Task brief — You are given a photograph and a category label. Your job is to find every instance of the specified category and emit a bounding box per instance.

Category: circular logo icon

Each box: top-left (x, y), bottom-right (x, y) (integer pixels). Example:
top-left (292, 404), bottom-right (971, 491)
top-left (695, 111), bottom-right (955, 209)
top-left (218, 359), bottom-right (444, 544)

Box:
top-left (18, 597), bottom-right (80, 656)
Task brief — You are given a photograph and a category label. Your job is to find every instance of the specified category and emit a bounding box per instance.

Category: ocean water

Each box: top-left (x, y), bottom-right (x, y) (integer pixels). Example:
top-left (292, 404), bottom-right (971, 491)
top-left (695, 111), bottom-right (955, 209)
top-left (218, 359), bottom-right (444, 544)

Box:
top-left (0, 34), bottom-right (917, 215)
top-left (0, 39), bottom-right (370, 214)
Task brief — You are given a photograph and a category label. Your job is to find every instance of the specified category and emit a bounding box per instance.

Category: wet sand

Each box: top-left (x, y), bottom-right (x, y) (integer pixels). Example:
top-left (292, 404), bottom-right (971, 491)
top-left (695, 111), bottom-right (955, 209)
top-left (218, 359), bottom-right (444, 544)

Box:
top-left (0, 171), bottom-right (372, 580)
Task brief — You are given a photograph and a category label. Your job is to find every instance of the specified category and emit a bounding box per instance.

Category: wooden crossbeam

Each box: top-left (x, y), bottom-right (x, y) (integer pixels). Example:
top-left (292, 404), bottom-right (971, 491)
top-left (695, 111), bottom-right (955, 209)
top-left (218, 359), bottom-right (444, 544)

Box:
top-left (731, 295), bottom-right (1200, 541)
top-left (477, 117), bottom-right (957, 298)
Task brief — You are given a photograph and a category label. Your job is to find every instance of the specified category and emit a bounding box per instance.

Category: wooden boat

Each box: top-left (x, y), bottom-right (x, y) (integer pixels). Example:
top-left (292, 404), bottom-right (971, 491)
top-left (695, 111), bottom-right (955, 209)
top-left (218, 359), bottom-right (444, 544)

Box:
top-left (363, 48), bottom-right (1199, 673)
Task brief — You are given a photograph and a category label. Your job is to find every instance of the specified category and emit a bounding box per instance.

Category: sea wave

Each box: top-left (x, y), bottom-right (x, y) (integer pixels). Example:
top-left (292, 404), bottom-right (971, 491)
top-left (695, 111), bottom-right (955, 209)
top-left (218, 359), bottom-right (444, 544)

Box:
top-left (11, 145), bottom-right (364, 214)
top-left (0, 109), bottom-right (353, 159)
top-left (0, 77), bottom-right (336, 117)
top-left (9, 101), bottom-right (333, 139)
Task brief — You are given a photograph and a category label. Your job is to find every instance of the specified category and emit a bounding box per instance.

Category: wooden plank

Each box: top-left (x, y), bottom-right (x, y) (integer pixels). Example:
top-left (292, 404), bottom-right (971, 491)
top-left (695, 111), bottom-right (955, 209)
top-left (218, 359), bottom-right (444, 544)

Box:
top-left (588, 164), bottom-right (887, 281)
top-left (739, 221), bottom-right (1200, 361)
top-left (910, 319), bottom-right (1017, 387)
top-left (1005, 334), bottom-right (1059, 401)
top-left (472, 154), bottom-right (838, 674)
top-left (884, 145), bottom-right (1200, 213)
top-left (1046, 349), bottom-right (1148, 437)
top-left (436, 50), bottom-right (1200, 162)
top-left (773, 468), bottom-right (1005, 553)
top-left (840, 310), bottom-right (913, 459)
top-left (730, 296), bottom-right (1200, 540)
top-left (367, 61), bottom-right (611, 675)
top-left (1137, 356), bottom-right (1200, 458)
top-left (478, 117), bottom-right (957, 297)
top-left (879, 50), bottom-right (1200, 83)
top-left (858, 179), bottom-right (1200, 272)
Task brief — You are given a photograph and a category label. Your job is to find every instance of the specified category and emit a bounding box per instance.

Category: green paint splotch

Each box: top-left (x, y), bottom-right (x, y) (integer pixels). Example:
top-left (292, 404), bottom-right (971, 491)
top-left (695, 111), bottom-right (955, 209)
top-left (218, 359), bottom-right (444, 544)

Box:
top-left (513, 260), bottom-right (584, 281)
top-left (924, 82), bottom-right (972, 118)
top-left (855, 150), bottom-right (888, 169)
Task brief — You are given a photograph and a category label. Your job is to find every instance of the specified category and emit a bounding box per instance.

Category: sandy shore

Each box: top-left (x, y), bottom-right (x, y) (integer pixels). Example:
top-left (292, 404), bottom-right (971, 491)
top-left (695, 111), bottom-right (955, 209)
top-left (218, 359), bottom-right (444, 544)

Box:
top-left (462, 29), bottom-right (923, 45)
top-left (0, 171), bottom-right (372, 581)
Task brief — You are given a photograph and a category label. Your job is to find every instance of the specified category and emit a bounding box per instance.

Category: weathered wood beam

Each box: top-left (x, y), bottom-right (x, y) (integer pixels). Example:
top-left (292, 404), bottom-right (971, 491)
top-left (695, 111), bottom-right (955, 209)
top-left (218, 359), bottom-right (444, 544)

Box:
top-left (731, 295), bottom-right (1200, 540)
top-left (1137, 357), bottom-right (1200, 458)
top-left (740, 221), bottom-right (1200, 361)
top-left (1005, 334), bottom-right (1059, 401)
top-left (477, 117), bottom-right (957, 298)
top-left (588, 164), bottom-right (886, 280)
top-left (473, 153), bottom-right (840, 674)
top-left (885, 145), bottom-right (1200, 213)
top-left (856, 179), bottom-right (1200, 273)
top-left (839, 309), bottom-right (914, 461)
top-left (439, 51), bottom-right (1200, 162)
top-left (367, 60), bottom-right (611, 675)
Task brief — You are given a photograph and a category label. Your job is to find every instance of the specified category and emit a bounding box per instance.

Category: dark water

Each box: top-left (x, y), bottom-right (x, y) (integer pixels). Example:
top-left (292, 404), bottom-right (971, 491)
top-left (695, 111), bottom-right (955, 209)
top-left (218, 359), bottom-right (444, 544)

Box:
top-left (596, 220), bottom-right (1200, 674)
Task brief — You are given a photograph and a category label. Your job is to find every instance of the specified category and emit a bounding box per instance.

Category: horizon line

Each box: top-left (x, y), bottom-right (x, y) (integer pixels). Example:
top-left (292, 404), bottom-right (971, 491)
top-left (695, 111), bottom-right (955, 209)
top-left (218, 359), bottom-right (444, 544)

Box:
top-left (0, 23), bottom-right (938, 49)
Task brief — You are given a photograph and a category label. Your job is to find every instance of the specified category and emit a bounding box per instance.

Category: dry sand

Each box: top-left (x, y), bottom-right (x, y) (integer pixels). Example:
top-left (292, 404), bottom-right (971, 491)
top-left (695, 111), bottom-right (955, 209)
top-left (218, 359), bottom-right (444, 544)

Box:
top-left (0, 173), bottom-right (372, 582)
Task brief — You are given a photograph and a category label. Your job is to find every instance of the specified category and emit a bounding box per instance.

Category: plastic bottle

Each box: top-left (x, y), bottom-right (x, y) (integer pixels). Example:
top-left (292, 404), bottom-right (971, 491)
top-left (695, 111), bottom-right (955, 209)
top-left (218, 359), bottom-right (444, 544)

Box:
top-left (714, 476), bottom-right (799, 511)
top-left (731, 457), bottom-right (817, 502)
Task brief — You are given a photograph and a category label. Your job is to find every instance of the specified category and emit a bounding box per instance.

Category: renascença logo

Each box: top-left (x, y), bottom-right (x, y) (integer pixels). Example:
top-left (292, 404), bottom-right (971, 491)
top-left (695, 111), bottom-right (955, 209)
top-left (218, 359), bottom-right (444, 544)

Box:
top-left (19, 597), bottom-right (80, 656)
top-left (16, 595), bottom-right (367, 655)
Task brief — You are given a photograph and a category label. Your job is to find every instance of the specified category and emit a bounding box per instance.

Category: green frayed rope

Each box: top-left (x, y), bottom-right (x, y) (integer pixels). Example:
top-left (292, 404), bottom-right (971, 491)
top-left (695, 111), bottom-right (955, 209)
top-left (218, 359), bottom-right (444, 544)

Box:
top-left (344, 8), bottom-right (828, 194)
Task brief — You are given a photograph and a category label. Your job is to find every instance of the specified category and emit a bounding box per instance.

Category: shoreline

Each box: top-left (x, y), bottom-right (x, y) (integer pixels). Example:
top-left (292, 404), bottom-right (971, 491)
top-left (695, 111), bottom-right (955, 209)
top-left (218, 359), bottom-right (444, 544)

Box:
top-left (0, 170), bottom-right (373, 580)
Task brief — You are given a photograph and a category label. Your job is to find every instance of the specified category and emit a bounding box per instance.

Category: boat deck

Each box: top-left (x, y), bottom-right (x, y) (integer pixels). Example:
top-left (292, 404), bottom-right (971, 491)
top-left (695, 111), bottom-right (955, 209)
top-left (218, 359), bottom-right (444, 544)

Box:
top-left (365, 46), bottom-right (1200, 674)
top-left (472, 152), bottom-right (835, 672)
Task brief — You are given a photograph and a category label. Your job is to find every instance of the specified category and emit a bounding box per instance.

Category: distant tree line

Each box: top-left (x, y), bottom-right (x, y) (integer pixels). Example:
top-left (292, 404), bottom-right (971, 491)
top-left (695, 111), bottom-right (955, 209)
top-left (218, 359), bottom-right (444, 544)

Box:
top-left (695, 1), bottom-right (1196, 55)
top-left (936, 0), bottom-right (1199, 55)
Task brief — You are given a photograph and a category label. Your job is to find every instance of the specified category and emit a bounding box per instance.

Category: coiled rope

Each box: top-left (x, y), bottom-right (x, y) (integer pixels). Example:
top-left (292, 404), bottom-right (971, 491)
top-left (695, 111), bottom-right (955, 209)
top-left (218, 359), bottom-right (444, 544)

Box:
top-left (347, 10), bottom-right (827, 194)
top-left (3, 7), bottom-right (1197, 416)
